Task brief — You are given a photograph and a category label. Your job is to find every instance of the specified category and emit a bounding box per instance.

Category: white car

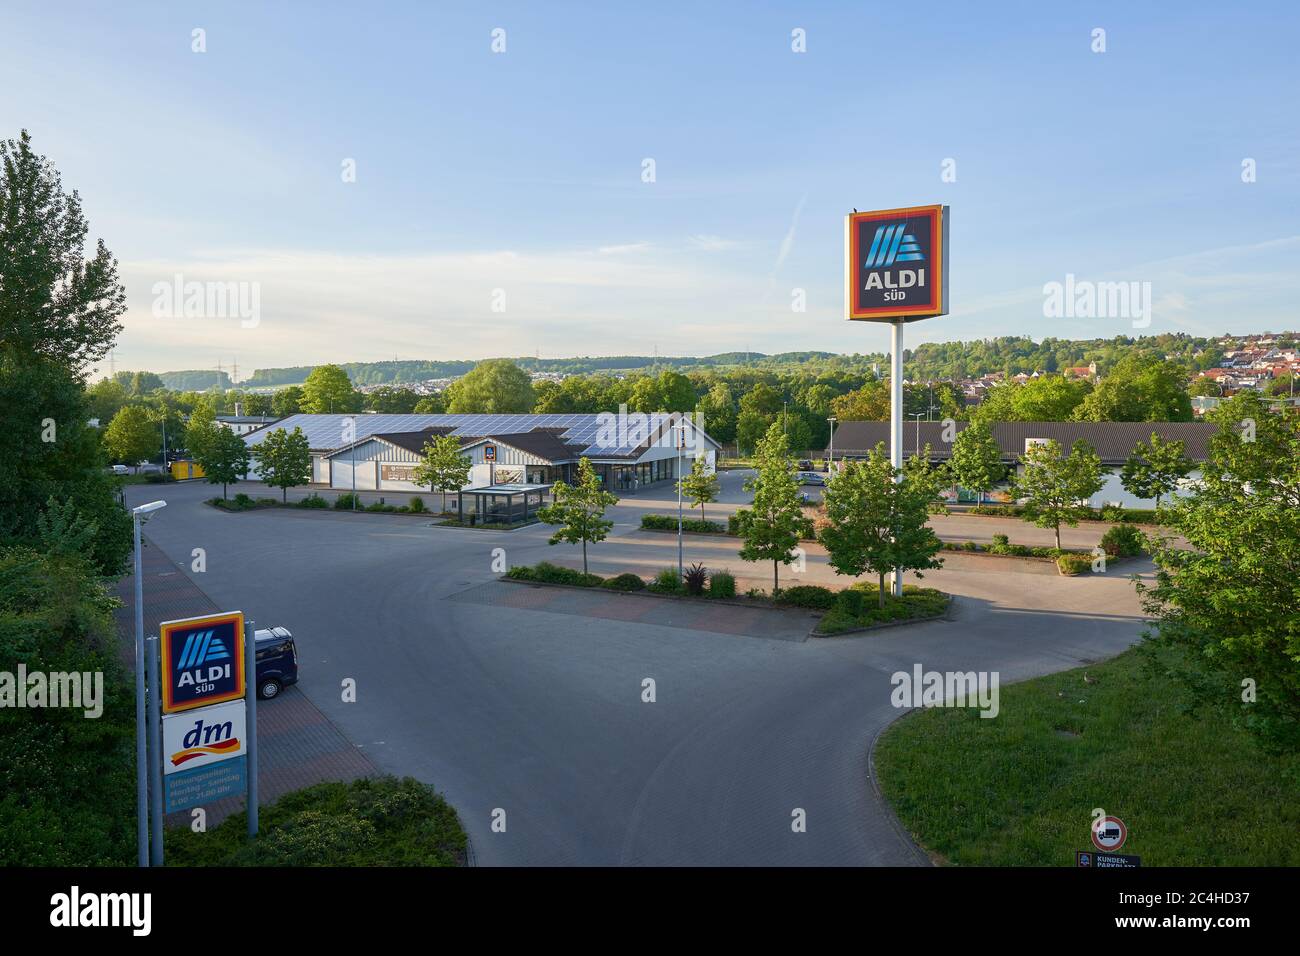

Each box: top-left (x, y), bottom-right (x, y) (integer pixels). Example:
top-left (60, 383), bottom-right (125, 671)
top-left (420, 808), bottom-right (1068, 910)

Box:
top-left (110, 464), bottom-right (129, 476)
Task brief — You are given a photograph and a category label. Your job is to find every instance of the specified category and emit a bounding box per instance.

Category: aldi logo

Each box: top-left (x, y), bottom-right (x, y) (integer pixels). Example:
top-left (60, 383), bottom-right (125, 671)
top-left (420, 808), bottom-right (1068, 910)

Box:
top-left (845, 204), bottom-right (948, 322)
top-left (159, 612), bottom-right (245, 714)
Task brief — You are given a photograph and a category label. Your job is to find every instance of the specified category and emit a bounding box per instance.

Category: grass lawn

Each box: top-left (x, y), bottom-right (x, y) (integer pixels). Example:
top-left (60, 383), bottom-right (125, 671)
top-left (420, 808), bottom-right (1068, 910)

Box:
top-left (874, 646), bottom-right (1300, 866)
top-left (166, 776), bottom-right (467, 866)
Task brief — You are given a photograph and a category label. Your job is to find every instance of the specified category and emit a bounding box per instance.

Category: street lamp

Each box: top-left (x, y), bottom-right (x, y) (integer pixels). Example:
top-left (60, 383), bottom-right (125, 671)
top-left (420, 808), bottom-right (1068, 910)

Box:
top-left (131, 499), bottom-right (166, 867)
top-left (909, 412), bottom-right (925, 457)
top-left (826, 415), bottom-right (837, 472)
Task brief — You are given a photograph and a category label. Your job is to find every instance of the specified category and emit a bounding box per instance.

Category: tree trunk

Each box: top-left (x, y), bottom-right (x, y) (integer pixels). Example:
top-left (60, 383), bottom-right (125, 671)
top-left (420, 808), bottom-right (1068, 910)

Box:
top-left (773, 561), bottom-right (779, 595)
top-left (582, 538), bottom-right (588, 575)
top-left (878, 572), bottom-right (886, 609)
top-left (1054, 522), bottom-right (1061, 551)
top-left (282, 486), bottom-right (287, 503)
top-left (223, 483), bottom-right (228, 500)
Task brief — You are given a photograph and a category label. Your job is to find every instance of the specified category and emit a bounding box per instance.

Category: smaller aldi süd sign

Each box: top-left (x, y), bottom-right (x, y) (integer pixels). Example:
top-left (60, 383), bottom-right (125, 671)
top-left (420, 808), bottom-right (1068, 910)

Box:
top-left (483, 443), bottom-right (497, 462)
top-left (845, 204), bottom-right (949, 321)
top-left (159, 611), bottom-right (245, 714)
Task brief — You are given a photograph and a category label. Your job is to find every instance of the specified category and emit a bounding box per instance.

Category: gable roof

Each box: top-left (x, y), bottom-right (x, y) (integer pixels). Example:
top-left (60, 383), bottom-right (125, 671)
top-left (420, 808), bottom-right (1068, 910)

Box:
top-left (828, 420), bottom-right (1218, 464)
top-left (457, 430), bottom-right (584, 464)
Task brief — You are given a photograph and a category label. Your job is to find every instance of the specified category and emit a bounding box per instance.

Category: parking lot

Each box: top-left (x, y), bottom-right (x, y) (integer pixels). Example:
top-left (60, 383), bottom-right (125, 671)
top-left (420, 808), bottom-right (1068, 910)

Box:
top-left (124, 478), bottom-right (1152, 865)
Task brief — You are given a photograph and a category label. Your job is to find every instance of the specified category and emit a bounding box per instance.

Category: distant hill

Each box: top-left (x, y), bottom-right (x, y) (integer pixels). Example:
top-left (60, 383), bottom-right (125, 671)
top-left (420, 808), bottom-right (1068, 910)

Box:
top-left (159, 370), bottom-right (233, 391)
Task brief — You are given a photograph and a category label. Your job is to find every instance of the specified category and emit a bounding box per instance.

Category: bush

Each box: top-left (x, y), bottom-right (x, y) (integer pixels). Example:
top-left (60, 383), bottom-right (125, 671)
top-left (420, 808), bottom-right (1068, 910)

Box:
top-left (233, 492), bottom-right (253, 508)
top-left (640, 513), bottom-right (724, 534)
top-left (649, 567), bottom-right (682, 593)
top-left (297, 493), bottom-right (329, 509)
top-left (1100, 523), bottom-right (1145, 558)
top-left (835, 588), bottom-right (864, 617)
top-left (1057, 553), bottom-right (1092, 576)
top-left (144, 471), bottom-right (173, 484)
top-left (683, 562), bottom-right (708, 595)
top-left (773, 584), bottom-right (836, 610)
top-left (334, 493), bottom-right (359, 510)
top-left (707, 570), bottom-right (736, 599)
top-left (505, 562), bottom-right (602, 586)
top-left (992, 533), bottom-right (1009, 547)
top-left (601, 572), bottom-right (646, 591)
top-left (366, 502), bottom-right (396, 513)
top-left (408, 497), bottom-right (426, 513)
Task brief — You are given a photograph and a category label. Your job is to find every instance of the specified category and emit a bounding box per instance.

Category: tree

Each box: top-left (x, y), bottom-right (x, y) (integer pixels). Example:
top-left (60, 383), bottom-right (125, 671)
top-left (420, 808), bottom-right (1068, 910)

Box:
top-left (412, 393), bottom-right (447, 414)
top-left (1137, 392), bottom-right (1300, 749)
top-left (445, 359), bottom-right (535, 413)
top-left (411, 434), bottom-right (472, 513)
top-left (830, 380), bottom-right (890, 421)
top-left (1120, 432), bottom-right (1195, 507)
top-left (819, 445), bottom-right (943, 607)
top-left (253, 426), bottom-right (311, 502)
top-left (678, 455), bottom-right (720, 521)
top-left (301, 364), bottom-right (360, 414)
top-left (1012, 439), bottom-right (1105, 550)
top-left (1072, 355), bottom-right (1193, 422)
top-left (0, 131), bottom-right (130, 573)
top-left (196, 426), bottom-right (250, 500)
top-left (537, 457), bottom-right (618, 573)
top-left (102, 405), bottom-right (157, 469)
top-left (271, 385), bottom-right (305, 417)
top-left (735, 422), bottom-right (808, 593)
top-left (364, 386), bottom-right (421, 413)
top-left (185, 400), bottom-right (219, 461)
top-left (696, 382), bottom-right (737, 443)
top-left (948, 420), bottom-right (1005, 506)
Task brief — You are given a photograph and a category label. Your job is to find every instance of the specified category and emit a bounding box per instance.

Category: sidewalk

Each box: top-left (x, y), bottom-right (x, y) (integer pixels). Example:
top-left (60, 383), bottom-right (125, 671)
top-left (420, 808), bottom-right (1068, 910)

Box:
top-left (113, 537), bottom-right (377, 827)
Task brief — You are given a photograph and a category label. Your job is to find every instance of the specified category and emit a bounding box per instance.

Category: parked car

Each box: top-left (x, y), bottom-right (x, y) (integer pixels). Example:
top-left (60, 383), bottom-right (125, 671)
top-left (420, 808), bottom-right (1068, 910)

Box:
top-left (798, 471), bottom-right (826, 486)
top-left (797, 460), bottom-right (814, 471)
top-left (109, 464), bottom-right (129, 476)
top-left (254, 626), bottom-right (299, 700)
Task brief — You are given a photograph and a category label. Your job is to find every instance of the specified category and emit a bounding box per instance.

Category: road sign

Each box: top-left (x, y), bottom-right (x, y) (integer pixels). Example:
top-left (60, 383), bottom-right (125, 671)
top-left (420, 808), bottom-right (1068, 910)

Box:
top-left (1077, 850), bottom-right (1141, 868)
top-left (159, 611), bottom-right (245, 713)
top-left (845, 204), bottom-right (949, 321)
top-left (1091, 815), bottom-right (1128, 852)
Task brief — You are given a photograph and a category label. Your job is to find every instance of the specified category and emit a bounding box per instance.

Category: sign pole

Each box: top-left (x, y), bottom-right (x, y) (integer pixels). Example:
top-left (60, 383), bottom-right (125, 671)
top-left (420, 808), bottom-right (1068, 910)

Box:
top-left (890, 318), bottom-right (905, 597)
top-left (132, 514), bottom-right (149, 867)
top-left (146, 629), bottom-right (164, 865)
top-left (245, 619), bottom-right (259, 838)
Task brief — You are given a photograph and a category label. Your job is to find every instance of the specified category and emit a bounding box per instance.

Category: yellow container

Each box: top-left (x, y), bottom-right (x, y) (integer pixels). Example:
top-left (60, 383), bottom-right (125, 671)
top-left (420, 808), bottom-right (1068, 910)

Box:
top-left (170, 460), bottom-right (206, 480)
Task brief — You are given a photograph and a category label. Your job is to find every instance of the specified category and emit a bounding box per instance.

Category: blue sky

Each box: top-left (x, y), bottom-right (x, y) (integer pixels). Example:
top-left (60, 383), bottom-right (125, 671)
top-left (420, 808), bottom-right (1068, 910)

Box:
top-left (3, 1), bottom-right (1297, 377)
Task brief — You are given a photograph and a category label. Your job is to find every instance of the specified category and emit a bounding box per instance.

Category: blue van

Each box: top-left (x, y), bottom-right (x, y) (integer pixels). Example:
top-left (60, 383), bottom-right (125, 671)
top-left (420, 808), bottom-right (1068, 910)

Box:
top-left (254, 626), bottom-right (299, 700)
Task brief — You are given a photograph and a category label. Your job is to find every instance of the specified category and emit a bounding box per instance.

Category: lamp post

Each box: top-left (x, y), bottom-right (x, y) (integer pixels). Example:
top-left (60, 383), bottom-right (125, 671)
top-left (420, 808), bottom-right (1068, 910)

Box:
top-left (826, 415), bottom-right (837, 472)
top-left (674, 422), bottom-right (685, 581)
top-left (909, 412), bottom-right (925, 457)
top-left (131, 499), bottom-right (166, 867)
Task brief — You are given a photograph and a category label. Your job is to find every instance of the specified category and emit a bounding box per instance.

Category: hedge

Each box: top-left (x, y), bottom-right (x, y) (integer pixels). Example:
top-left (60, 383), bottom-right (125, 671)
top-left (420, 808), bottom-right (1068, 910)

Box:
top-left (640, 513), bottom-right (726, 534)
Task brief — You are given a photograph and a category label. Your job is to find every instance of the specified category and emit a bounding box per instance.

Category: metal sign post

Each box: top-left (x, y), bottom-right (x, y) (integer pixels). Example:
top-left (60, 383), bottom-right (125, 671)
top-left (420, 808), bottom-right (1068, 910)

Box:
top-left (146, 629), bottom-right (164, 866)
top-left (245, 619), bottom-right (259, 837)
top-left (131, 514), bottom-right (149, 867)
top-left (845, 204), bottom-right (950, 599)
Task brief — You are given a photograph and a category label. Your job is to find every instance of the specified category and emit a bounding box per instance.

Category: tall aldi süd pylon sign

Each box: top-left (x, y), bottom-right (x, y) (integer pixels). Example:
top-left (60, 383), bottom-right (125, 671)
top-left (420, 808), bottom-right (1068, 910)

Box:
top-left (845, 204), bottom-right (948, 321)
top-left (845, 204), bottom-right (949, 596)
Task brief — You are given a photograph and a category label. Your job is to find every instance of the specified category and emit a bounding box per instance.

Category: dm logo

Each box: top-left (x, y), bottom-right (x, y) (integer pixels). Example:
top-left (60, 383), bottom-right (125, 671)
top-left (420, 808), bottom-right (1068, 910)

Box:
top-left (864, 222), bottom-right (926, 268)
top-left (159, 612), bottom-right (245, 713)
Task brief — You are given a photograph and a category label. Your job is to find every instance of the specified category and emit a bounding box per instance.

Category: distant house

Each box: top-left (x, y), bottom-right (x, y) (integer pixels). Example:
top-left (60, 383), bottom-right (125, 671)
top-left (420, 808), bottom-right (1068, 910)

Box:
top-left (217, 414), bottom-right (280, 436)
top-left (825, 420), bottom-right (1217, 508)
top-left (1063, 362), bottom-right (1098, 380)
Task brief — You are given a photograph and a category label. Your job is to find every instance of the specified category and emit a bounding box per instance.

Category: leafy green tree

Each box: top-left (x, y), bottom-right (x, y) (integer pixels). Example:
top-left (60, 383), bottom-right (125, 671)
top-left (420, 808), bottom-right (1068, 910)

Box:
top-left (629, 369), bottom-right (695, 412)
top-left (1120, 432), bottom-right (1195, 507)
top-left (253, 426), bottom-right (312, 502)
top-left (678, 455), bottom-right (720, 521)
top-left (271, 385), bottom-right (305, 417)
top-left (412, 393), bottom-right (447, 414)
top-left (1073, 355), bottom-right (1193, 422)
top-left (196, 426), bottom-right (250, 500)
top-left (735, 409), bottom-right (771, 455)
top-left (819, 444), bottom-right (943, 607)
top-left (301, 364), bottom-right (360, 413)
top-left (445, 359), bottom-right (535, 413)
top-left (735, 422), bottom-right (809, 593)
top-left (696, 381), bottom-right (737, 444)
top-left (411, 434), bottom-right (472, 513)
top-left (0, 130), bottom-right (130, 573)
top-left (86, 377), bottom-right (129, 424)
top-left (1013, 439), bottom-right (1106, 550)
top-left (774, 408), bottom-right (813, 455)
top-left (948, 420), bottom-right (1005, 505)
top-left (537, 457), bottom-right (618, 573)
top-left (1137, 392), bottom-right (1300, 749)
top-left (830, 380), bottom-right (890, 421)
top-left (364, 386), bottom-right (421, 413)
top-left (972, 377), bottom-right (1090, 423)
top-left (904, 444), bottom-right (949, 514)
top-left (185, 399), bottom-right (219, 461)
top-left (103, 404), bottom-right (157, 469)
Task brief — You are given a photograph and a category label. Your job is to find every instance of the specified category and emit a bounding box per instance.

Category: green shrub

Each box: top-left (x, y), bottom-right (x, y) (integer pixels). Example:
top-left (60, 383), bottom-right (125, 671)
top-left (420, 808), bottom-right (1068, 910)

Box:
top-left (649, 567), bottom-right (682, 593)
top-left (835, 588), bottom-right (864, 617)
top-left (366, 502), bottom-right (396, 512)
top-left (707, 570), bottom-right (736, 599)
top-left (233, 492), bottom-right (253, 508)
top-left (298, 493), bottom-right (329, 508)
top-left (962, 540), bottom-right (979, 551)
top-left (334, 493), bottom-right (359, 510)
top-left (408, 497), bottom-right (426, 513)
top-left (504, 565), bottom-right (535, 581)
top-left (1057, 553), bottom-right (1092, 576)
top-left (601, 572), bottom-right (646, 591)
top-left (1100, 523), bottom-right (1144, 558)
top-left (640, 513), bottom-right (724, 534)
top-left (773, 584), bottom-right (836, 609)
top-left (727, 513), bottom-right (744, 535)
top-left (531, 561), bottom-right (603, 587)
top-left (992, 533), bottom-right (1009, 547)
